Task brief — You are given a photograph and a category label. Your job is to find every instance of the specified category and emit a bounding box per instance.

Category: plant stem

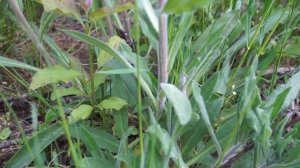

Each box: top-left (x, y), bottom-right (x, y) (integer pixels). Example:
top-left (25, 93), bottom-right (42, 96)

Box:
top-left (135, 3), bottom-right (144, 168)
top-left (55, 89), bottom-right (80, 167)
top-left (158, 0), bottom-right (168, 110)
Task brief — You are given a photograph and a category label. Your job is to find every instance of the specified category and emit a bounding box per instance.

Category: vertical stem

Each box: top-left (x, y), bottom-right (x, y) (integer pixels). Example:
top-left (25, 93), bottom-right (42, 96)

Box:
top-left (55, 90), bottom-right (80, 167)
top-left (135, 2), bottom-right (144, 168)
top-left (158, 0), bottom-right (168, 110)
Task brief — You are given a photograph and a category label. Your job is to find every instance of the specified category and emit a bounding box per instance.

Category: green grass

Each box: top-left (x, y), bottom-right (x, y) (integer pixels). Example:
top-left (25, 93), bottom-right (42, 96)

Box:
top-left (0, 0), bottom-right (300, 167)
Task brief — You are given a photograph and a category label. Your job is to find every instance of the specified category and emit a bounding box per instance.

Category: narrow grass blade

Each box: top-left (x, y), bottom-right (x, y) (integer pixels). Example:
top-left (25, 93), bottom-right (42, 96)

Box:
top-left (0, 56), bottom-right (39, 71)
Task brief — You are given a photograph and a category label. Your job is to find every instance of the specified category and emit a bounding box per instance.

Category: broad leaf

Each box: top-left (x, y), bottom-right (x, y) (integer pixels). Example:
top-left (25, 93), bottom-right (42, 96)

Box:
top-left (68, 104), bottom-right (93, 124)
top-left (29, 65), bottom-right (81, 90)
top-left (99, 97), bottom-right (128, 110)
top-left (161, 83), bottom-right (192, 125)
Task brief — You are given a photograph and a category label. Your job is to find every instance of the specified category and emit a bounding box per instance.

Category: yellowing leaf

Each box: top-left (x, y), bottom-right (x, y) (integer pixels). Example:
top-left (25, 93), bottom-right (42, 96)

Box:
top-left (97, 36), bottom-right (123, 67)
top-left (90, 2), bottom-right (134, 21)
top-left (30, 65), bottom-right (82, 90)
top-left (68, 104), bottom-right (93, 124)
top-left (99, 97), bottom-right (127, 110)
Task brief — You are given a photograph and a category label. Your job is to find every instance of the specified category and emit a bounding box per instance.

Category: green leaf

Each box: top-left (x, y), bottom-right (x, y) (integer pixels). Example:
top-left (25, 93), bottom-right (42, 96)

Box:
top-left (0, 56), bottom-right (39, 71)
top-left (161, 83), bottom-right (192, 125)
top-left (99, 97), bottom-right (128, 110)
top-left (68, 104), bottom-right (93, 124)
top-left (0, 128), bottom-right (11, 140)
top-left (164, 0), bottom-right (212, 13)
top-left (4, 124), bottom-right (64, 168)
top-left (90, 2), bottom-right (134, 21)
top-left (192, 83), bottom-right (222, 155)
top-left (50, 87), bottom-right (84, 100)
top-left (80, 157), bottom-right (114, 168)
top-left (29, 65), bottom-right (82, 90)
